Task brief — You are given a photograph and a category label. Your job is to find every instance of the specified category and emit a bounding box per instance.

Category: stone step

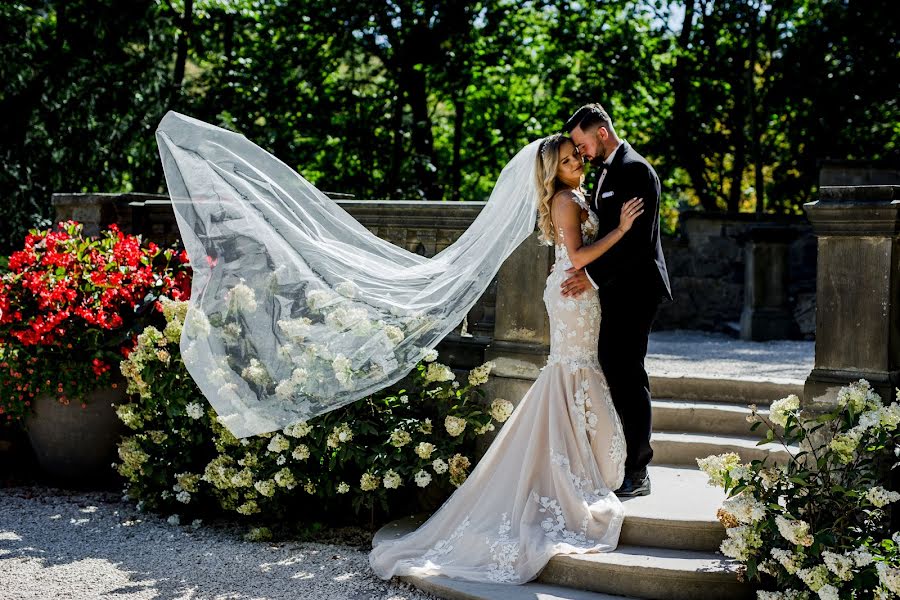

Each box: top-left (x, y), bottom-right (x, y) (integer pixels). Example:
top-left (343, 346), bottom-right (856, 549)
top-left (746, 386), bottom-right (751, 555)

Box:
top-left (390, 575), bottom-right (634, 600)
top-left (652, 399), bottom-right (778, 438)
top-left (652, 431), bottom-right (797, 466)
top-left (650, 375), bottom-right (802, 406)
top-left (538, 545), bottom-right (751, 600)
top-left (620, 466), bottom-right (724, 552)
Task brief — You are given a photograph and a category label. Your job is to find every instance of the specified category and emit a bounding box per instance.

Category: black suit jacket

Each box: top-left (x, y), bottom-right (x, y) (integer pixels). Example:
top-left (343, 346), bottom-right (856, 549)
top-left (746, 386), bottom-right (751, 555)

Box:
top-left (586, 142), bottom-right (673, 304)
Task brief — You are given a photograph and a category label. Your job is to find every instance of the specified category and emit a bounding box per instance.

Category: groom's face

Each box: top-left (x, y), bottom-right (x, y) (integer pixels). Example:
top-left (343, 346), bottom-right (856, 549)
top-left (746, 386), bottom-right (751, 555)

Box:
top-left (570, 125), bottom-right (605, 166)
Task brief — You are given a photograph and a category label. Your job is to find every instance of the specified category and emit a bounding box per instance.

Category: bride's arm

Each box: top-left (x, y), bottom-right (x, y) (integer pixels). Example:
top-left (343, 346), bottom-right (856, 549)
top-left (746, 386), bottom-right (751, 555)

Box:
top-left (551, 191), bottom-right (643, 271)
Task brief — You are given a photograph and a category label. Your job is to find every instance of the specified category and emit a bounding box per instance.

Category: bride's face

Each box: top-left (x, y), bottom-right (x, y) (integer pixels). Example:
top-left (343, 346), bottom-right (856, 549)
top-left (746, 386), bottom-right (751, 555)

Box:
top-left (555, 140), bottom-right (584, 188)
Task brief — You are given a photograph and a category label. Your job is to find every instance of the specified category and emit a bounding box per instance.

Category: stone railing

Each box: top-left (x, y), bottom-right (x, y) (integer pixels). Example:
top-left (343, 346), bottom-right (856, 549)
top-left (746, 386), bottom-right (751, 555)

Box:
top-left (52, 193), bottom-right (494, 369)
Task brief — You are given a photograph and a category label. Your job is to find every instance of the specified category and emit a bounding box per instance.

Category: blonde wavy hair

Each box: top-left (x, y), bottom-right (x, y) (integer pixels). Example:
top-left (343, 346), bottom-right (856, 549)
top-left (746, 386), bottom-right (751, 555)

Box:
top-left (534, 133), bottom-right (573, 245)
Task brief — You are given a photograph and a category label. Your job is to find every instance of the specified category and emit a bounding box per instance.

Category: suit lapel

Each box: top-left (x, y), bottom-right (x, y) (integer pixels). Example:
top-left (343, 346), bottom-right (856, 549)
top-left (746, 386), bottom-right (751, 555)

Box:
top-left (592, 142), bottom-right (628, 213)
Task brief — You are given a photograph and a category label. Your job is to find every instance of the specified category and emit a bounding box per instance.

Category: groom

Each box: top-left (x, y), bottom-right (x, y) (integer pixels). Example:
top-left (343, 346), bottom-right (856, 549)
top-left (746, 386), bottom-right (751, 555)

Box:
top-left (561, 103), bottom-right (673, 497)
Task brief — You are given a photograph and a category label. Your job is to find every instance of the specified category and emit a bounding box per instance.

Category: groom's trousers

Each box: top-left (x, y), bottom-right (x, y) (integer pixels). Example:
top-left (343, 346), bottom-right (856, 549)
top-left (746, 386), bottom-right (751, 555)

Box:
top-left (597, 290), bottom-right (659, 477)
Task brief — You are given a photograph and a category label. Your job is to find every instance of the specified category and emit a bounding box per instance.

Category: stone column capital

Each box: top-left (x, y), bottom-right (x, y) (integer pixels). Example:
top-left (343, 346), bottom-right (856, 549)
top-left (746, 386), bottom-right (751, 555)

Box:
top-left (803, 185), bottom-right (900, 236)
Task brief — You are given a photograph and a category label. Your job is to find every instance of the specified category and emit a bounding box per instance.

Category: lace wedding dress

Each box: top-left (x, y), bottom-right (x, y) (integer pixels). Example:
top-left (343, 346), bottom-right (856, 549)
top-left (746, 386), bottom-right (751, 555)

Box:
top-left (369, 191), bottom-right (627, 584)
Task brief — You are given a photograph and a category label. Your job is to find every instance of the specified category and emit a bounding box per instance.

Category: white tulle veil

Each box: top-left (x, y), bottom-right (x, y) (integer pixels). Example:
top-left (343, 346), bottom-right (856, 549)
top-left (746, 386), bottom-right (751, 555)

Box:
top-left (155, 111), bottom-right (541, 437)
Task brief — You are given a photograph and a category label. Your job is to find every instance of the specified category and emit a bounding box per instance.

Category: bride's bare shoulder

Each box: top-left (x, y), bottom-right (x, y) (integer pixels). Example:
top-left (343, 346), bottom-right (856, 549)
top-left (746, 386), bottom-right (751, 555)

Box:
top-left (550, 189), bottom-right (580, 210)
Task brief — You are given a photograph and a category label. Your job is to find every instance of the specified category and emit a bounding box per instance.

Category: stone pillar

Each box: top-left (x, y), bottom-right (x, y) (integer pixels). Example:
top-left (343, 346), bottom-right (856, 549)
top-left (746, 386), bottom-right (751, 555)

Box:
top-left (740, 226), bottom-right (799, 341)
top-left (802, 185), bottom-right (900, 408)
top-left (481, 231), bottom-right (552, 411)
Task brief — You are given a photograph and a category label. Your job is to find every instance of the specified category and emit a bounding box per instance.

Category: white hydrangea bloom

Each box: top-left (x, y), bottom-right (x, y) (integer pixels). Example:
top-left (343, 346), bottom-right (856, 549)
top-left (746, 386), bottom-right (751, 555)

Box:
top-left (829, 429), bottom-right (862, 464)
top-left (719, 525), bottom-right (762, 561)
top-left (722, 493), bottom-right (767, 524)
top-left (467, 361), bottom-right (495, 387)
top-left (389, 429), bottom-right (412, 448)
top-left (414, 470), bottom-right (432, 488)
top-left (423, 349), bottom-right (439, 362)
top-left (337, 482), bottom-right (350, 494)
top-left (881, 403), bottom-right (900, 430)
top-left (305, 288), bottom-right (336, 312)
top-left (444, 415), bottom-right (467, 437)
top-left (332, 354), bottom-right (353, 387)
top-left (876, 561), bottom-right (900, 594)
top-left (822, 551), bottom-right (854, 581)
top-left (696, 452), bottom-right (743, 487)
top-left (241, 358), bottom-right (270, 387)
top-left (490, 399), bottom-right (514, 422)
top-left (360, 472), bottom-right (380, 491)
top-left (277, 317), bottom-right (312, 342)
top-left (816, 585), bottom-right (839, 600)
top-left (770, 394), bottom-right (801, 427)
top-left (267, 434), bottom-right (290, 453)
top-left (326, 423), bottom-right (353, 448)
top-left (848, 546), bottom-right (874, 567)
top-left (797, 565), bottom-right (829, 592)
top-left (383, 470), bottom-right (401, 489)
top-left (335, 280), bottom-right (360, 298)
top-left (254, 480), bottom-right (276, 497)
top-left (176, 491), bottom-right (191, 504)
top-left (415, 442), bottom-right (435, 459)
top-left (185, 402), bottom-right (204, 420)
top-left (418, 418), bottom-right (433, 434)
top-left (866, 486), bottom-right (900, 508)
top-left (226, 280), bottom-right (257, 313)
top-left (775, 515), bottom-right (814, 547)
top-left (284, 420), bottom-right (312, 438)
top-left (384, 325), bottom-right (405, 345)
top-left (425, 362), bottom-right (455, 383)
top-left (274, 468), bottom-right (296, 489)
top-left (291, 444), bottom-right (310, 461)
top-left (432, 458), bottom-right (448, 474)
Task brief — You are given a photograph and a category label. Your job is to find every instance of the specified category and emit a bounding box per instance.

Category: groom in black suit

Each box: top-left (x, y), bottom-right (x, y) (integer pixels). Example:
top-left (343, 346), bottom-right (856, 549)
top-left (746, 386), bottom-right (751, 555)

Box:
top-left (561, 103), bottom-right (673, 497)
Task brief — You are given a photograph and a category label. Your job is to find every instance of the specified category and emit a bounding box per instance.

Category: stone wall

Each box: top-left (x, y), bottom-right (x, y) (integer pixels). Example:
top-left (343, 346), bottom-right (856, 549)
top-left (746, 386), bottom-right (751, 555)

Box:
top-left (52, 194), bottom-right (819, 344)
top-left (656, 212), bottom-right (817, 339)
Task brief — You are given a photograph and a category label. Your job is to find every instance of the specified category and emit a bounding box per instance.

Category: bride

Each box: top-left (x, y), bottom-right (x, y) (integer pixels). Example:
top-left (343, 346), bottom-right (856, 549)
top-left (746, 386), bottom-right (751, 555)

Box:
top-left (368, 133), bottom-right (644, 583)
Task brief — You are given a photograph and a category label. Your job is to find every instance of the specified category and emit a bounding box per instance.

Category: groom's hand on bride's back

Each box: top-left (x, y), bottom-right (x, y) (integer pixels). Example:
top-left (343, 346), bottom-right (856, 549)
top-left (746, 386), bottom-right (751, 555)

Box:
top-left (561, 268), bottom-right (590, 298)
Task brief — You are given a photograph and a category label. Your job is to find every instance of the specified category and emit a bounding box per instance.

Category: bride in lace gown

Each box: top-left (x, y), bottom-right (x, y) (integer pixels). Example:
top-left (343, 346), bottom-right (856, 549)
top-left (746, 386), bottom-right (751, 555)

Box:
top-left (370, 134), bottom-right (646, 584)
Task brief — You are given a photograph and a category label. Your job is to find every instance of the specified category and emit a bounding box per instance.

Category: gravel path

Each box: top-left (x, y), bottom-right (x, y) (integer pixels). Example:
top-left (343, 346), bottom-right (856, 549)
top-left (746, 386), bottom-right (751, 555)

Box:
top-left (0, 485), bottom-right (437, 600)
top-left (647, 330), bottom-right (814, 382)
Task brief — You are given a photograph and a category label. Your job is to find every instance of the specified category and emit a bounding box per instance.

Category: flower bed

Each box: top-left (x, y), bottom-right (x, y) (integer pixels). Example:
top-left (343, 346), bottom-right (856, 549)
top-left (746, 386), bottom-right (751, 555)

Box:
top-left (115, 296), bottom-right (514, 527)
top-left (699, 381), bottom-right (900, 599)
top-left (0, 221), bottom-right (190, 424)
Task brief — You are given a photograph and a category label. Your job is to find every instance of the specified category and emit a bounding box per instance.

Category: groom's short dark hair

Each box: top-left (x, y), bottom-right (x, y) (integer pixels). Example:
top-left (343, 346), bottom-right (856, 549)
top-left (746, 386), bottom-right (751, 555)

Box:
top-left (564, 104), bottom-right (613, 133)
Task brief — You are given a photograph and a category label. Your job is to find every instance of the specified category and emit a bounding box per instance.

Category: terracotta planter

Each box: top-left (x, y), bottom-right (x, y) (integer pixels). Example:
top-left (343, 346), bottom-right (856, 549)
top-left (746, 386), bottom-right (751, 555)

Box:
top-left (25, 383), bottom-right (127, 485)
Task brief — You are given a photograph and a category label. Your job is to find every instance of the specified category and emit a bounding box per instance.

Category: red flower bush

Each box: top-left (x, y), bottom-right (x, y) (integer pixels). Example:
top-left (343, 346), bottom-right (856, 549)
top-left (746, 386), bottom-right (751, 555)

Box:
top-left (0, 221), bottom-right (192, 424)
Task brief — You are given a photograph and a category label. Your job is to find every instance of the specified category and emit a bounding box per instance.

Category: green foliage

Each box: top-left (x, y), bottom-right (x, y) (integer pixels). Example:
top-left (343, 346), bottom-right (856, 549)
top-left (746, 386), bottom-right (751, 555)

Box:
top-left (2, 1), bottom-right (898, 249)
top-left (115, 298), bottom-right (514, 527)
top-left (698, 381), bottom-right (900, 598)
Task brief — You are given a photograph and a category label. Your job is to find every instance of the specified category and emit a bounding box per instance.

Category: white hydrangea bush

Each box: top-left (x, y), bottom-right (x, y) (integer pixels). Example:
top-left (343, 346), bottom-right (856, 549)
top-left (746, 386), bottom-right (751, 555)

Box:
top-left (697, 380), bottom-right (900, 598)
top-left (114, 300), bottom-right (514, 524)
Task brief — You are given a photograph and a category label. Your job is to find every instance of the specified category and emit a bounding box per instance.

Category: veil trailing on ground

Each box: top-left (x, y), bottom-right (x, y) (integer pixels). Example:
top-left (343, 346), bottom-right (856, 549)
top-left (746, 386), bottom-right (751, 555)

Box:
top-left (156, 111), bottom-right (540, 437)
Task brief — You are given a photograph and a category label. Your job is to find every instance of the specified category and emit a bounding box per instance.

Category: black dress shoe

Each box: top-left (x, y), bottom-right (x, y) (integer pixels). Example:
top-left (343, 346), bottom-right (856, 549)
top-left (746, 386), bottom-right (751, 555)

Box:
top-left (614, 473), bottom-right (651, 497)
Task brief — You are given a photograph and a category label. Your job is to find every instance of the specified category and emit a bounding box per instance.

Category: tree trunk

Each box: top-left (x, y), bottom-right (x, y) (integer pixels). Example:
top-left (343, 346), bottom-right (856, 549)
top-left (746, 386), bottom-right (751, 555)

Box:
top-left (402, 64), bottom-right (442, 200)
top-left (671, 0), bottom-right (719, 212)
top-left (450, 93), bottom-right (466, 202)
top-left (171, 0), bottom-right (194, 106)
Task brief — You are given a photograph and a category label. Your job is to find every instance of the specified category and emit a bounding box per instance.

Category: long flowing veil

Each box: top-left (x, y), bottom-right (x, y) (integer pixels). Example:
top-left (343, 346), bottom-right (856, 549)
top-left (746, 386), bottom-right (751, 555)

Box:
top-left (156, 111), bottom-right (540, 437)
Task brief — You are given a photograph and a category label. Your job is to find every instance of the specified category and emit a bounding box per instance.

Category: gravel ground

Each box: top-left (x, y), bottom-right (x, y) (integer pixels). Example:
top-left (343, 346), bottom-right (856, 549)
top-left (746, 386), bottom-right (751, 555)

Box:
top-left (647, 330), bottom-right (814, 382)
top-left (0, 485), bottom-right (438, 600)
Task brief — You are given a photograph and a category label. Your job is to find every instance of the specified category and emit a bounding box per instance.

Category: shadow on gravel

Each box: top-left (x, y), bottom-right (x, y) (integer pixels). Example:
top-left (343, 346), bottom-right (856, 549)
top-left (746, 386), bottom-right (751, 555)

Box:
top-left (0, 486), bottom-right (409, 600)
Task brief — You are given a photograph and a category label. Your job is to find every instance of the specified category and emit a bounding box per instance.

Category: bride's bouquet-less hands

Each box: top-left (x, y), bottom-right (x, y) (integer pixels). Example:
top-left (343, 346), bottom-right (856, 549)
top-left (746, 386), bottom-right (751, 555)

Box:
top-left (698, 380), bottom-right (900, 599)
top-left (0, 220), bottom-right (190, 424)
top-left (115, 296), bottom-right (516, 530)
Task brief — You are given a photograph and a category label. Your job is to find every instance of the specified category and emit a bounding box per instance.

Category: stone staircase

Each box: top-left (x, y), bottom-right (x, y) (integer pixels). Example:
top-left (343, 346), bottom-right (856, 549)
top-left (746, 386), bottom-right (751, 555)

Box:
top-left (373, 373), bottom-right (805, 600)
